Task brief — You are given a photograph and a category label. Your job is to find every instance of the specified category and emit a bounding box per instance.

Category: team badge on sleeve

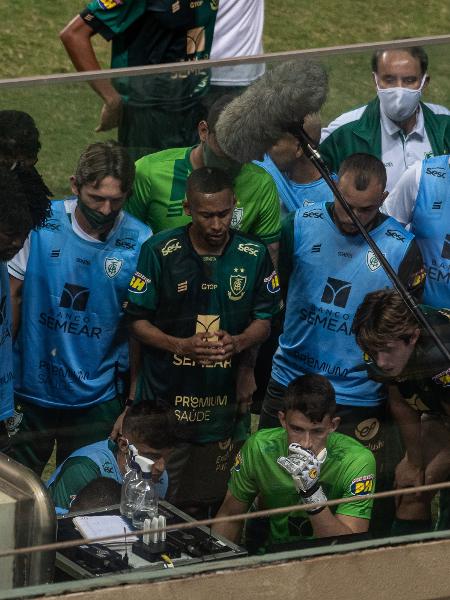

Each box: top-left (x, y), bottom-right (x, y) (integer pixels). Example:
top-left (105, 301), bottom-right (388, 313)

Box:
top-left (432, 367), bottom-right (450, 387)
top-left (96, 0), bottom-right (124, 9)
top-left (264, 271), bottom-right (280, 294)
top-left (350, 474), bottom-right (374, 496)
top-left (409, 267), bottom-right (426, 289)
top-left (233, 451), bottom-right (242, 472)
top-left (128, 271), bottom-right (151, 294)
top-left (231, 207), bottom-right (244, 228)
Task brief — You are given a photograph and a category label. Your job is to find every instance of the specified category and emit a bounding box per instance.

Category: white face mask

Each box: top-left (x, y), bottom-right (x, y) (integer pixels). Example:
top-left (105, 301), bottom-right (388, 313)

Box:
top-left (375, 73), bottom-right (427, 122)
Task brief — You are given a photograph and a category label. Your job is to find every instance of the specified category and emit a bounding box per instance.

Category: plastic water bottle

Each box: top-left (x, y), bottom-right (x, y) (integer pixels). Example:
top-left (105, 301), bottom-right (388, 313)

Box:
top-left (132, 455), bottom-right (159, 529)
top-left (120, 445), bottom-right (140, 518)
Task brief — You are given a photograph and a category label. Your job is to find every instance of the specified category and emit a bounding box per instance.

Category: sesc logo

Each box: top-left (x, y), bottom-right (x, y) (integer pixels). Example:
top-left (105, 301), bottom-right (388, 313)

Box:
top-left (425, 167), bottom-right (446, 178)
top-left (161, 239), bottom-right (182, 257)
top-left (59, 283), bottom-right (90, 311)
top-left (237, 242), bottom-right (259, 257)
top-left (115, 237), bottom-right (136, 251)
top-left (43, 218), bottom-right (61, 232)
top-left (321, 277), bottom-right (352, 308)
top-left (303, 210), bottom-right (323, 219)
top-left (386, 229), bottom-right (405, 243)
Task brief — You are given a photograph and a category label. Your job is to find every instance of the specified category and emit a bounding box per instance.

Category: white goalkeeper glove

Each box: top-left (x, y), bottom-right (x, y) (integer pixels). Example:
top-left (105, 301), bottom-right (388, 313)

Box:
top-left (277, 443), bottom-right (328, 514)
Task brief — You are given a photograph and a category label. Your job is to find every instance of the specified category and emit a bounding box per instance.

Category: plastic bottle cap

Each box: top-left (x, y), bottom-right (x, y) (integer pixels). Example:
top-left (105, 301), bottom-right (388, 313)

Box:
top-left (135, 455), bottom-right (155, 473)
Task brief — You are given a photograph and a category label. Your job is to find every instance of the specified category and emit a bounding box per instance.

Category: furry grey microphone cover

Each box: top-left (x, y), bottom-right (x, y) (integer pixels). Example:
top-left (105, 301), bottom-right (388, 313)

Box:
top-left (215, 60), bottom-right (328, 163)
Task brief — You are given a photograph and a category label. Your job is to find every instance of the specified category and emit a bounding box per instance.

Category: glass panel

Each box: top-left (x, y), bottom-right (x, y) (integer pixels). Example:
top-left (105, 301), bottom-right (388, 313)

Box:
top-left (0, 39), bottom-right (449, 595)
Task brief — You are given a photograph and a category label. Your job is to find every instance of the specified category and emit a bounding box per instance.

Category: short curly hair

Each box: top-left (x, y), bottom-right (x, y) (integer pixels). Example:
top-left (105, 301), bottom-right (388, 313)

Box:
top-left (0, 166), bottom-right (51, 236)
top-left (0, 110), bottom-right (41, 166)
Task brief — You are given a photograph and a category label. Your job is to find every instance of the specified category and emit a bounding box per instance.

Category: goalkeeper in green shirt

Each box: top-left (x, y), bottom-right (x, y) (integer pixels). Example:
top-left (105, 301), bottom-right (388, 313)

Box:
top-left (125, 95), bottom-right (281, 265)
top-left (214, 374), bottom-right (376, 548)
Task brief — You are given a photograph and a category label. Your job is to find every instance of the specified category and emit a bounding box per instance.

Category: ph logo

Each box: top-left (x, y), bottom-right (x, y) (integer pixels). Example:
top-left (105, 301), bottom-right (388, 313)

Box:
top-left (59, 283), bottom-right (90, 311)
top-left (321, 277), bottom-right (352, 308)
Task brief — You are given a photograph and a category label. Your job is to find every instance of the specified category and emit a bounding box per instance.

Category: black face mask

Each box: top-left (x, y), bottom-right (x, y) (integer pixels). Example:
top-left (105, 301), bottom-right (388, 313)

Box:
top-left (202, 142), bottom-right (242, 181)
top-left (77, 199), bottom-right (119, 230)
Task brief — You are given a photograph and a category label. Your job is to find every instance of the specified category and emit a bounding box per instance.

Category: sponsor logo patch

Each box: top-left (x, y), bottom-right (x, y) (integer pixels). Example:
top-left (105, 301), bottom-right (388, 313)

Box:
top-left (5, 409), bottom-right (23, 436)
top-left (321, 277), bottom-right (352, 308)
top-left (355, 418), bottom-right (380, 442)
top-left (196, 314), bottom-right (220, 342)
top-left (128, 272), bottom-right (151, 294)
top-left (59, 283), bottom-right (90, 311)
top-left (386, 229), bottom-right (405, 243)
top-left (238, 242), bottom-right (259, 257)
top-left (228, 268), bottom-right (247, 301)
top-left (233, 451), bottom-right (242, 472)
top-left (104, 257), bottom-right (123, 278)
top-left (303, 210), bottom-right (323, 219)
top-left (115, 237), bottom-right (136, 250)
top-left (177, 280), bottom-right (188, 293)
top-left (308, 468), bottom-right (318, 480)
top-left (161, 238), bottom-right (182, 257)
top-left (432, 367), bottom-right (450, 388)
top-left (43, 218), bottom-right (61, 232)
top-left (264, 270), bottom-right (280, 294)
top-left (410, 267), bottom-right (426, 289)
top-left (350, 474), bottom-right (374, 496)
top-left (96, 0), bottom-right (123, 9)
top-left (425, 167), bottom-right (446, 178)
top-left (405, 393), bottom-right (431, 412)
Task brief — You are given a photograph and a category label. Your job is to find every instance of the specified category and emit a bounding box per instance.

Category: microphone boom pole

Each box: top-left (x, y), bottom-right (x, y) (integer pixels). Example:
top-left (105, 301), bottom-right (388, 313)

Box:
top-left (293, 125), bottom-right (450, 364)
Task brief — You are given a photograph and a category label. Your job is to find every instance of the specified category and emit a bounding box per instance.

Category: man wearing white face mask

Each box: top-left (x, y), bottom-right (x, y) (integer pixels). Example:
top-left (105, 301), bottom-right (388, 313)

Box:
top-left (320, 47), bottom-right (450, 191)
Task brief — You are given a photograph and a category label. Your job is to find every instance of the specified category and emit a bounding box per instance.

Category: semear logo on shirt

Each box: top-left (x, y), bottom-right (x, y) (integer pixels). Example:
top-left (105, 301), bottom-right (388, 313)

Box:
top-left (321, 277), bottom-right (352, 309)
top-left (59, 283), bottom-right (90, 312)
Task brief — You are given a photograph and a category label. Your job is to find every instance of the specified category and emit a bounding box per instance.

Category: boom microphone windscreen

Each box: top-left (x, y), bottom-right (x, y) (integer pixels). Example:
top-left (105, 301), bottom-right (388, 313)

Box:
top-left (215, 60), bottom-right (328, 163)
